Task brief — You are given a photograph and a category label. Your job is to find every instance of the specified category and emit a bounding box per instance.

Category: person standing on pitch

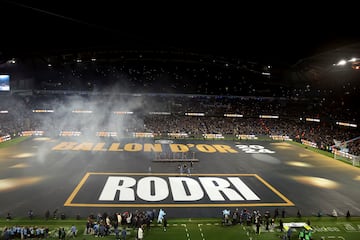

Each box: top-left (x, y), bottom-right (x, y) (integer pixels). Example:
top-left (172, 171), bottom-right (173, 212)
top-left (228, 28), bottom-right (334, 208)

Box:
top-left (137, 225), bottom-right (144, 240)
top-left (163, 216), bottom-right (168, 231)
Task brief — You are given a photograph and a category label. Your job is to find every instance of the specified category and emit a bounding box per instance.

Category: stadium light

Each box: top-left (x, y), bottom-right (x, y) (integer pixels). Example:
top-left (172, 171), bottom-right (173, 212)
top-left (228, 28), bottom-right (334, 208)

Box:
top-left (348, 57), bottom-right (358, 62)
top-left (336, 60), bottom-right (347, 66)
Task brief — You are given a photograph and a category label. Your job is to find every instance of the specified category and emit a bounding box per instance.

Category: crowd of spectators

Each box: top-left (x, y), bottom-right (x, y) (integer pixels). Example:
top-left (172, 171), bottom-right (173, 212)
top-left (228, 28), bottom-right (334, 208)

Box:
top-left (1, 225), bottom-right (50, 240)
top-left (0, 93), bottom-right (359, 155)
top-left (0, 207), bottom-right (291, 239)
top-left (0, 50), bottom-right (359, 155)
top-left (84, 209), bottom-right (157, 238)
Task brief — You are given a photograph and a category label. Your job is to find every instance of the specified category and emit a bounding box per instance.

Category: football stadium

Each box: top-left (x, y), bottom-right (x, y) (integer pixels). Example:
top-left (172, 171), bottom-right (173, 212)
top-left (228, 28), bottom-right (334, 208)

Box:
top-left (1, 2), bottom-right (360, 240)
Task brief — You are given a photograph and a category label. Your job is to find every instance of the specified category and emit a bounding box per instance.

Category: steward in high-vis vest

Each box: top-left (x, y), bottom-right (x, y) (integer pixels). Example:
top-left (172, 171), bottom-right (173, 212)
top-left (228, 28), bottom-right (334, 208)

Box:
top-left (298, 229), bottom-right (305, 240)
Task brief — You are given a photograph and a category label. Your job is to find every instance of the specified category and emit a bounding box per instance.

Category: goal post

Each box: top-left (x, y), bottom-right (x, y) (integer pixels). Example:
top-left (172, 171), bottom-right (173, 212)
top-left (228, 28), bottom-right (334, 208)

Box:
top-left (333, 149), bottom-right (360, 166)
top-left (332, 136), bottom-right (360, 167)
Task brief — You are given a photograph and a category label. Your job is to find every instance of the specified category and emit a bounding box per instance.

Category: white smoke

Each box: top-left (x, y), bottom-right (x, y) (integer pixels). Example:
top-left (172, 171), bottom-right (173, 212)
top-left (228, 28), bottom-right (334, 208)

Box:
top-left (40, 92), bottom-right (144, 139)
top-left (26, 81), bottom-right (148, 163)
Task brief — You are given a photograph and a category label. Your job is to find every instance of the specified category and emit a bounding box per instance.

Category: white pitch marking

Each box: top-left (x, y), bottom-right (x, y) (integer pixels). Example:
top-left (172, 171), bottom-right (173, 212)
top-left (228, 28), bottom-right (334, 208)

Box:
top-left (182, 224), bottom-right (190, 240)
top-left (197, 223), bottom-right (205, 240)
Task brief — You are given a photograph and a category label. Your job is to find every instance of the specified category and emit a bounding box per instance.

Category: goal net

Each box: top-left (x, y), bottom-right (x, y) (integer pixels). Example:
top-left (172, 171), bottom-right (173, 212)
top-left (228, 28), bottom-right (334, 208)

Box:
top-left (332, 136), bottom-right (360, 167)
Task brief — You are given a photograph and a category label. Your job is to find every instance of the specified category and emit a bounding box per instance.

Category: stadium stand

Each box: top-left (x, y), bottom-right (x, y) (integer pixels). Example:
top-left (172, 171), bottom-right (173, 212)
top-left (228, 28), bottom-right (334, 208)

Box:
top-left (0, 50), bottom-right (359, 156)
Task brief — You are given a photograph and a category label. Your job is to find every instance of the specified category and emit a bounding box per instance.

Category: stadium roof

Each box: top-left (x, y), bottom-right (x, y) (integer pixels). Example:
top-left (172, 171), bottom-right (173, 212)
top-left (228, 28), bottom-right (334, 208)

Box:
top-left (1, 0), bottom-right (360, 77)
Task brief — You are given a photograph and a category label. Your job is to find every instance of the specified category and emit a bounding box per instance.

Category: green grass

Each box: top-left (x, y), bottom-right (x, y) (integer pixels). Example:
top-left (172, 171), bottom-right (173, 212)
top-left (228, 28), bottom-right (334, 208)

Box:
top-left (287, 140), bottom-right (334, 158)
top-left (1, 217), bottom-right (360, 240)
top-left (288, 140), bottom-right (360, 168)
top-left (0, 136), bottom-right (30, 148)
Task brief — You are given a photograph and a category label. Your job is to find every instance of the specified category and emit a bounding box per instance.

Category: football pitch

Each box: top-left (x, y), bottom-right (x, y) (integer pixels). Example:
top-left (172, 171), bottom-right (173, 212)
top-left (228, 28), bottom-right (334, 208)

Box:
top-left (1, 136), bottom-right (360, 220)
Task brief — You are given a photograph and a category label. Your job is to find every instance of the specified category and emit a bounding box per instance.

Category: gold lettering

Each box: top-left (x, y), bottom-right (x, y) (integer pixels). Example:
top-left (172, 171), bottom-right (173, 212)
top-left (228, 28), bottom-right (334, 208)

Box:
top-left (108, 143), bottom-right (123, 151)
top-left (196, 144), bottom-right (216, 153)
top-left (51, 142), bottom-right (239, 154)
top-left (52, 142), bottom-right (78, 150)
top-left (93, 143), bottom-right (108, 151)
top-left (170, 144), bottom-right (189, 152)
top-left (212, 144), bottom-right (238, 153)
top-left (72, 142), bottom-right (94, 151)
top-left (143, 143), bottom-right (163, 152)
top-left (124, 143), bottom-right (142, 152)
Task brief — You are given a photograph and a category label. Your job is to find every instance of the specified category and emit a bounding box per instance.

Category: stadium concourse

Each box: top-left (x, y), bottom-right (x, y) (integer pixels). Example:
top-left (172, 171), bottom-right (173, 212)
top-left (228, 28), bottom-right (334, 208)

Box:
top-left (0, 135), bottom-right (360, 220)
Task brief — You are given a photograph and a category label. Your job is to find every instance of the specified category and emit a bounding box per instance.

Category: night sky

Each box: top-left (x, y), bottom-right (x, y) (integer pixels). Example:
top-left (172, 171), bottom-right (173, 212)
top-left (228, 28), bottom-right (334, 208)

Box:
top-left (1, 0), bottom-right (360, 65)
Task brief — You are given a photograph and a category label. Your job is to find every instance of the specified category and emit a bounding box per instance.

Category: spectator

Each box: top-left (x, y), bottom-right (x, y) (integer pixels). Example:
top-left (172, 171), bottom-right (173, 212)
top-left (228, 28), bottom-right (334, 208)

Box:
top-left (281, 209), bottom-right (286, 218)
top-left (53, 209), bottom-right (58, 219)
top-left (279, 219), bottom-right (284, 232)
top-left (114, 227), bottom-right (119, 240)
top-left (28, 209), bottom-right (34, 220)
top-left (346, 210), bottom-right (351, 219)
top-left (58, 228), bottom-right (65, 240)
top-left (332, 209), bottom-right (338, 217)
top-left (121, 227), bottom-right (127, 240)
top-left (274, 208), bottom-right (279, 219)
top-left (137, 225), bottom-right (144, 240)
top-left (45, 210), bottom-right (50, 220)
top-left (163, 216), bottom-right (168, 231)
top-left (71, 224), bottom-right (77, 238)
top-left (6, 212), bottom-right (12, 221)
top-left (286, 227), bottom-right (292, 240)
